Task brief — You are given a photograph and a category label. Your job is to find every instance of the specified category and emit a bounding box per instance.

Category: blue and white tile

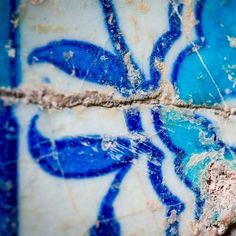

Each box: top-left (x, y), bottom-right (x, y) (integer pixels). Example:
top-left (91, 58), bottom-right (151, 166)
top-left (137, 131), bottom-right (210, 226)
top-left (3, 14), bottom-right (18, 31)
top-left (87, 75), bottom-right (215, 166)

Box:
top-left (1, 0), bottom-right (236, 236)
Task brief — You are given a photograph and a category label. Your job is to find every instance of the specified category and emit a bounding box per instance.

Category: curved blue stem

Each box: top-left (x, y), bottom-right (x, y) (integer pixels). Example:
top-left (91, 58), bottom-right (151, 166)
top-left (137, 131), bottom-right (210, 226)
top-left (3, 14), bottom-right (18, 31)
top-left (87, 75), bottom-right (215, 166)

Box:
top-left (151, 107), bottom-right (204, 220)
top-left (125, 108), bottom-right (185, 235)
top-left (150, 2), bottom-right (183, 63)
top-left (171, 0), bottom-right (205, 85)
top-left (99, 0), bottom-right (146, 94)
top-left (90, 164), bottom-right (132, 236)
top-left (146, 2), bottom-right (184, 94)
top-left (100, 0), bottom-right (130, 58)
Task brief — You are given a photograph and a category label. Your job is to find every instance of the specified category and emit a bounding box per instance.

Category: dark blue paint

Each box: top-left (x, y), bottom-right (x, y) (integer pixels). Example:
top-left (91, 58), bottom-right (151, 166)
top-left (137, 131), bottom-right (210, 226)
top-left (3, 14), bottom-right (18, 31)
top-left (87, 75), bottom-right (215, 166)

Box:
top-left (151, 107), bottom-right (236, 221)
top-left (125, 108), bottom-right (144, 133)
top-left (142, 139), bottom-right (184, 236)
top-left (0, 1), bottom-right (10, 87)
top-left (148, 3), bottom-right (183, 94)
top-left (90, 164), bottom-right (132, 236)
top-left (100, 0), bottom-right (131, 58)
top-left (9, 0), bottom-right (21, 88)
top-left (125, 108), bottom-right (184, 235)
top-left (172, 0), bottom-right (205, 85)
top-left (28, 115), bottom-right (134, 178)
top-left (28, 40), bottom-right (134, 97)
top-left (0, 0), bottom-right (20, 235)
top-left (230, 147), bottom-right (236, 155)
top-left (100, 0), bottom-right (148, 93)
top-left (151, 107), bottom-right (205, 220)
top-left (28, 0), bottom-right (185, 97)
top-left (150, 3), bottom-right (183, 62)
top-left (28, 114), bottom-right (135, 236)
top-left (0, 105), bottom-right (19, 236)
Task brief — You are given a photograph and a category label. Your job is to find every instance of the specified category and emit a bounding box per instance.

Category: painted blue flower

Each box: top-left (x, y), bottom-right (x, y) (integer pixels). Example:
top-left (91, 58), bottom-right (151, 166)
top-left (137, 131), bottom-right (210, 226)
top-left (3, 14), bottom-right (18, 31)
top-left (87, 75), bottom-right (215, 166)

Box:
top-left (27, 0), bottom-right (236, 235)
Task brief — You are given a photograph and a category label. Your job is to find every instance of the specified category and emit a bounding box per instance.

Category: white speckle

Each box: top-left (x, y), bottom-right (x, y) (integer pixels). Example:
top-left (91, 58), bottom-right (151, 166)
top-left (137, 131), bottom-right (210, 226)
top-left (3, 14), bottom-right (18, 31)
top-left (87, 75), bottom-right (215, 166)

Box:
top-left (30, 0), bottom-right (45, 5)
top-left (227, 36), bottom-right (236, 48)
top-left (225, 88), bottom-right (231, 94)
top-left (63, 50), bottom-right (74, 61)
top-left (8, 48), bottom-right (16, 58)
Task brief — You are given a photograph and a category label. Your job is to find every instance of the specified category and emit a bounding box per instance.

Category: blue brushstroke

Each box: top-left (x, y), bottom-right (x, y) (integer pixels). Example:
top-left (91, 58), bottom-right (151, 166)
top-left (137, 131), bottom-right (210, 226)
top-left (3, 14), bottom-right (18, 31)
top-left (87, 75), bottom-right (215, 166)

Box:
top-left (0, 105), bottom-right (19, 236)
top-left (0, 1), bottom-right (10, 87)
top-left (28, 114), bottom-right (135, 236)
top-left (151, 107), bottom-right (204, 220)
top-left (151, 3), bottom-right (183, 62)
top-left (28, 40), bottom-right (135, 97)
top-left (0, 0), bottom-right (20, 235)
top-left (90, 164), bottom-right (132, 236)
top-left (143, 139), bottom-right (184, 236)
top-left (147, 145), bottom-right (184, 236)
top-left (100, 0), bottom-right (147, 93)
top-left (28, 1), bottom-right (185, 97)
top-left (125, 108), bottom-right (144, 133)
top-left (150, 3), bottom-right (183, 90)
top-left (125, 108), bottom-right (184, 235)
top-left (152, 107), bottom-right (236, 220)
top-left (172, 0), bottom-right (236, 105)
top-left (99, 0), bottom-right (137, 62)
top-left (28, 115), bottom-right (134, 178)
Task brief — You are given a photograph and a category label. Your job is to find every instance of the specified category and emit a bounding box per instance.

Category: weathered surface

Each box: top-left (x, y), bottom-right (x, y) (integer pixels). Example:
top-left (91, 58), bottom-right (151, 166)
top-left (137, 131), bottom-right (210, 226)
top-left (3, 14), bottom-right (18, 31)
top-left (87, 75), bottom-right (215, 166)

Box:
top-left (1, 0), bottom-right (236, 236)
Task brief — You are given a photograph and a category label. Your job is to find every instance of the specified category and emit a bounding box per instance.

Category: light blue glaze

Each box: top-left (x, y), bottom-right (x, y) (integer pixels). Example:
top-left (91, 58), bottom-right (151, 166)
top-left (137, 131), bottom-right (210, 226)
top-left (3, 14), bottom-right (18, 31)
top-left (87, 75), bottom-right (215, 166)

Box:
top-left (173, 0), bottom-right (236, 105)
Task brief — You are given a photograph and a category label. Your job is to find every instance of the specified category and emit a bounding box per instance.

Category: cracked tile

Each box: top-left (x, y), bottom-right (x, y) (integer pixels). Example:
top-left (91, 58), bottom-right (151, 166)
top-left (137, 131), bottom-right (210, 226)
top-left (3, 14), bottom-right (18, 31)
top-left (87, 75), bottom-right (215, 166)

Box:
top-left (1, 0), bottom-right (236, 236)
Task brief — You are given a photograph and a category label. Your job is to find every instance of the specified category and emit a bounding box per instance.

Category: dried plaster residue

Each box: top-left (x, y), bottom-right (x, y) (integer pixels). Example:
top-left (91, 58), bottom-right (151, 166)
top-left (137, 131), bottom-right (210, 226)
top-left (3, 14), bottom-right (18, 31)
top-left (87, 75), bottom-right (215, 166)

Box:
top-left (227, 36), bottom-right (236, 48)
top-left (191, 162), bottom-right (236, 236)
top-left (30, 0), bottom-right (46, 5)
top-left (0, 86), bottom-right (235, 118)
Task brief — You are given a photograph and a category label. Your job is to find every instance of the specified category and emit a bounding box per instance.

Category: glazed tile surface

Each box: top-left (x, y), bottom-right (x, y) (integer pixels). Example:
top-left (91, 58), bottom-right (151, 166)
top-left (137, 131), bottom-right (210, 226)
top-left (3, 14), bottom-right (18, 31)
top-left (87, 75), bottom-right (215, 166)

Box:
top-left (1, 0), bottom-right (236, 236)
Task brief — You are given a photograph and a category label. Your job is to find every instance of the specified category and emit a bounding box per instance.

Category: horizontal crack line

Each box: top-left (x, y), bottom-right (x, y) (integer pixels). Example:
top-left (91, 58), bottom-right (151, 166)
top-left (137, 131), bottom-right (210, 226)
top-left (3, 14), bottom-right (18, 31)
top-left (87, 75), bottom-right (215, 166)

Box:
top-left (0, 87), bottom-right (235, 116)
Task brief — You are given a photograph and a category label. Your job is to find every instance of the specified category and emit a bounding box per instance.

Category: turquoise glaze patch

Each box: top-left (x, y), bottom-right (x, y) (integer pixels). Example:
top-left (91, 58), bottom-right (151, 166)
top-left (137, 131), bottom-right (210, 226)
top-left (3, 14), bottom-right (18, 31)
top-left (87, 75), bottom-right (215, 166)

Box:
top-left (173, 0), bottom-right (236, 105)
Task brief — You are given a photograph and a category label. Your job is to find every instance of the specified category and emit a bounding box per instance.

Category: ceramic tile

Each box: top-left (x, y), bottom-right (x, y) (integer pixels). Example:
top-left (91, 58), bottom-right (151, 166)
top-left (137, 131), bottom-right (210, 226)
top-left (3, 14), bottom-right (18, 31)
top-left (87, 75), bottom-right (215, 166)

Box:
top-left (1, 1), bottom-right (236, 236)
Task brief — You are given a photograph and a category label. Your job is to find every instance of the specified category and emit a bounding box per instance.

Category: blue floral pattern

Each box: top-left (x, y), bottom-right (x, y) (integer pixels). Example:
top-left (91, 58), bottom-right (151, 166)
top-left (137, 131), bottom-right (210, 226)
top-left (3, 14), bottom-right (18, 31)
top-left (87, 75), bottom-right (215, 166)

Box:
top-left (26, 0), bottom-right (236, 235)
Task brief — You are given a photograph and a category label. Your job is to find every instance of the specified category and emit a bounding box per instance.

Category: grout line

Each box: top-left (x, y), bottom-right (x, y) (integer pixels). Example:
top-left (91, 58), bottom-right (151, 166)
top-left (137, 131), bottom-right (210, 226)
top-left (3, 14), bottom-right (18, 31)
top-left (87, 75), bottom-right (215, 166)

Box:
top-left (0, 87), bottom-right (235, 117)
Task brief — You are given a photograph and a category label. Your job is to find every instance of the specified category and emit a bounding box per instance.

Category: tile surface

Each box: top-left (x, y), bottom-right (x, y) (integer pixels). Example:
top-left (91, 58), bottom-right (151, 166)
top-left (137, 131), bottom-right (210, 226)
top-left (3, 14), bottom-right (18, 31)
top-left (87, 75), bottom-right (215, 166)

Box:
top-left (1, 0), bottom-right (236, 236)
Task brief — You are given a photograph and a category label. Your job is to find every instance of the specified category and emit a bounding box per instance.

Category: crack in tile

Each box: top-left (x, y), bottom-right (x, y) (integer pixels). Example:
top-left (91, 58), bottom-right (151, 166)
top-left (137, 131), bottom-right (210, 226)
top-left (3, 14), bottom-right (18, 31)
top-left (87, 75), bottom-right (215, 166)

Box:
top-left (0, 87), bottom-right (235, 117)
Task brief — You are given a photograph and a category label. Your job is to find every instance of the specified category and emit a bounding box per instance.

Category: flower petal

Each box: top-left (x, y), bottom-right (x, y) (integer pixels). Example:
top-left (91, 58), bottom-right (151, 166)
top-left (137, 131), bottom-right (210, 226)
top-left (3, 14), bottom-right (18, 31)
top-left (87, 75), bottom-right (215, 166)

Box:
top-left (28, 40), bottom-right (133, 96)
top-left (28, 115), bottom-right (134, 178)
